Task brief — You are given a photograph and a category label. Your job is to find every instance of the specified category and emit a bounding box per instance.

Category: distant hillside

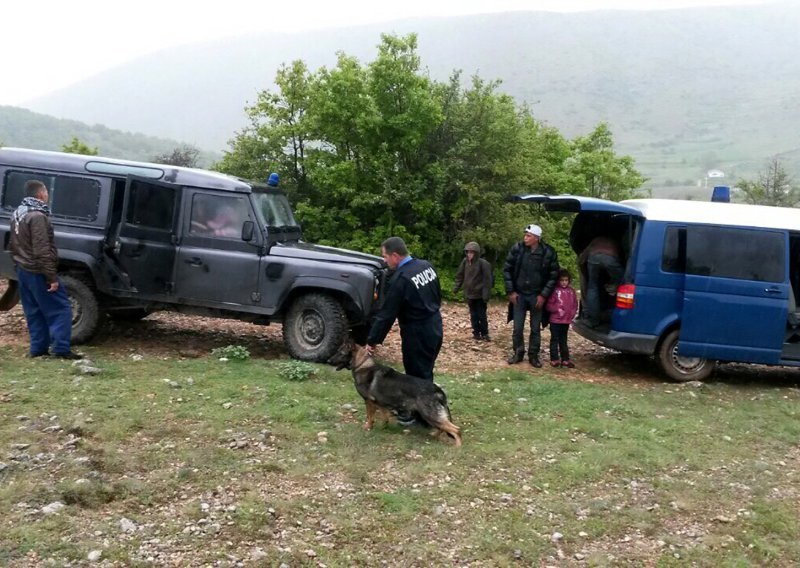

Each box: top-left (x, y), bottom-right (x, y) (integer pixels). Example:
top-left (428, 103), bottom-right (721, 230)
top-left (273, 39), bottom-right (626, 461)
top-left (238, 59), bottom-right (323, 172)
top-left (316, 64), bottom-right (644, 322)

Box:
top-left (22, 3), bottom-right (800, 193)
top-left (0, 106), bottom-right (219, 166)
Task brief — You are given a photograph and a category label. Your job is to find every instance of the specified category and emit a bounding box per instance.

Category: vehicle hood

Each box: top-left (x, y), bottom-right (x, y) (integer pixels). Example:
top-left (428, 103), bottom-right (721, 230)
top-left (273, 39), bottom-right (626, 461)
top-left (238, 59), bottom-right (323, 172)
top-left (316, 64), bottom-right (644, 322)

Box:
top-left (268, 241), bottom-right (385, 269)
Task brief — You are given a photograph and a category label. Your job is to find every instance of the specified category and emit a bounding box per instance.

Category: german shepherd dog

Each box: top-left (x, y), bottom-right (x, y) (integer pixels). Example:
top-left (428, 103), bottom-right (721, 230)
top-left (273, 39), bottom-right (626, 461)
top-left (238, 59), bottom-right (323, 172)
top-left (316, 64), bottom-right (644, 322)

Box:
top-left (331, 343), bottom-right (462, 446)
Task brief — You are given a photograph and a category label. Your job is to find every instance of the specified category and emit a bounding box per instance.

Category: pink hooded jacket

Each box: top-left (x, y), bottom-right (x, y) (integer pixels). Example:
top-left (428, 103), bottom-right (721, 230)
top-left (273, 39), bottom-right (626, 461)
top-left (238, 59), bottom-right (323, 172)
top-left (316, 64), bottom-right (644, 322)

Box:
top-left (545, 285), bottom-right (578, 324)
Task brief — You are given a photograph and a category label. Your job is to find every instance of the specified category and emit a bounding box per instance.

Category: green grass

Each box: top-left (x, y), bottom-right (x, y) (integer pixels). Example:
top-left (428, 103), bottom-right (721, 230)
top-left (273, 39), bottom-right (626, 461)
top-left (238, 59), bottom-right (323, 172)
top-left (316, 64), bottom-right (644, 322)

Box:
top-left (1, 344), bottom-right (799, 565)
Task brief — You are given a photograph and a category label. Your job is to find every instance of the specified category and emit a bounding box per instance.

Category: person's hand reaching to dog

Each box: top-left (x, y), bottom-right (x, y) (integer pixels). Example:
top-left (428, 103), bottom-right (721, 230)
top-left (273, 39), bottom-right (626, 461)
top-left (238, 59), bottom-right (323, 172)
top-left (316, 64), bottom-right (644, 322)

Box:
top-left (366, 344), bottom-right (376, 356)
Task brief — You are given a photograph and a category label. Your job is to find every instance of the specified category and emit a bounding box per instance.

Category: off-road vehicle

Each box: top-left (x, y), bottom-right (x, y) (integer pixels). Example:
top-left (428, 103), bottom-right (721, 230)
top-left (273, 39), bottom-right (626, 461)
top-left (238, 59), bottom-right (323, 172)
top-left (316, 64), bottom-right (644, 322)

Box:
top-left (0, 148), bottom-right (387, 362)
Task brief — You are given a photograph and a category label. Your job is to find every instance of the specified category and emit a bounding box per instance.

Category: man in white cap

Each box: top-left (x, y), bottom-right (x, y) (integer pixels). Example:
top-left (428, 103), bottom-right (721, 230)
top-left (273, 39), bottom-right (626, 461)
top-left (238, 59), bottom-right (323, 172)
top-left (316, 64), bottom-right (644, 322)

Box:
top-left (502, 223), bottom-right (559, 367)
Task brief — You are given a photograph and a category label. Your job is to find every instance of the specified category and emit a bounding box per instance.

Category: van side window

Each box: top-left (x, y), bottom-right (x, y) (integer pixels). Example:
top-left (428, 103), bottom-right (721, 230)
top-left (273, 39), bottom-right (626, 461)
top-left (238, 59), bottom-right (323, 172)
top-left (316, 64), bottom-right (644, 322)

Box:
top-left (662, 226), bottom-right (686, 273)
top-left (687, 226), bottom-right (784, 282)
top-left (125, 180), bottom-right (175, 231)
top-left (188, 193), bottom-right (249, 239)
top-left (2, 171), bottom-right (100, 222)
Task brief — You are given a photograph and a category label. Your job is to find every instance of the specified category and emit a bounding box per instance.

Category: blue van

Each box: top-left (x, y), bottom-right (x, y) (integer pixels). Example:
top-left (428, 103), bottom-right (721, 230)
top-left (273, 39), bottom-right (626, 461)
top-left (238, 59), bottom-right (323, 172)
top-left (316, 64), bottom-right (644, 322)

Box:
top-left (513, 195), bottom-right (800, 381)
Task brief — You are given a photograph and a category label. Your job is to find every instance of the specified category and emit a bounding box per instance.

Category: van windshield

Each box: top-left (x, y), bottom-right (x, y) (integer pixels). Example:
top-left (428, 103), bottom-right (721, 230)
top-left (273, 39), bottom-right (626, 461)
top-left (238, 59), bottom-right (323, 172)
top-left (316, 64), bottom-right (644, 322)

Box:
top-left (252, 192), bottom-right (299, 229)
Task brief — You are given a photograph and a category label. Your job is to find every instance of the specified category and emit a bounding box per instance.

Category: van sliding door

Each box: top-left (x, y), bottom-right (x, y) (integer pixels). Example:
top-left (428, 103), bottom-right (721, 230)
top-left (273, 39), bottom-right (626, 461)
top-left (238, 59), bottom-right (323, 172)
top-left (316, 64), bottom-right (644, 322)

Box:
top-left (679, 226), bottom-right (787, 364)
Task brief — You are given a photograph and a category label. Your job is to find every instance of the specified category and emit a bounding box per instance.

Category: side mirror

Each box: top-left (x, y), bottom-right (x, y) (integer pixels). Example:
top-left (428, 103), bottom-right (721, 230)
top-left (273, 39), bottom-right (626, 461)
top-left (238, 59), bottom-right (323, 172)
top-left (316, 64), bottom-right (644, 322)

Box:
top-left (241, 220), bottom-right (255, 242)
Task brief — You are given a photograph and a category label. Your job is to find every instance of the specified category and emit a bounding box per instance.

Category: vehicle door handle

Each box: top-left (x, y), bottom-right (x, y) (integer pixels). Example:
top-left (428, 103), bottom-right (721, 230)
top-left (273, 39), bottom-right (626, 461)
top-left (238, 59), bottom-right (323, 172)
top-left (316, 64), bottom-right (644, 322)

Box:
top-left (185, 257), bottom-right (203, 267)
top-left (764, 287), bottom-right (781, 294)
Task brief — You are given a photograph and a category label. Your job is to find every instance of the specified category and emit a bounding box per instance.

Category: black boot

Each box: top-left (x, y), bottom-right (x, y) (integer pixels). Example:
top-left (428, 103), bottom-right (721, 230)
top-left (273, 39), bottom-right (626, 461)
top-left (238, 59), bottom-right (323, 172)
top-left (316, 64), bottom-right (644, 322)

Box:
top-left (529, 354), bottom-right (542, 368)
top-left (507, 349), bottom-right (524, 364)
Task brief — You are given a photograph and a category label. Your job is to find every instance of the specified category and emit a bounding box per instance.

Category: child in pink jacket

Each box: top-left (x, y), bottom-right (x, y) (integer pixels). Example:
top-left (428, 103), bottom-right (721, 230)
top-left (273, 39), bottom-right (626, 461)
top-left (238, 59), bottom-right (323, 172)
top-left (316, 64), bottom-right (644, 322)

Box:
top-left (545, 268), bottom-right (579, 368)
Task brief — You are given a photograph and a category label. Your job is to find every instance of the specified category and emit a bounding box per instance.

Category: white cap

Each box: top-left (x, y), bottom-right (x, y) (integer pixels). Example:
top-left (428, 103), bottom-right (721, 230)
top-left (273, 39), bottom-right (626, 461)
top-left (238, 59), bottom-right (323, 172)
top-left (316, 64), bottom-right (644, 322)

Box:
top-left (524, 224), bottom-right (542, 237)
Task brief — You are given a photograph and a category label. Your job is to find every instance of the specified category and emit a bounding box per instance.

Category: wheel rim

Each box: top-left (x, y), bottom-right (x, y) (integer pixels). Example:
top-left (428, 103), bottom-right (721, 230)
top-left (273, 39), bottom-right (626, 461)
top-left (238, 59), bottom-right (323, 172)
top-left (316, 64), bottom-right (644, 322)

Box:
top-left (670, 342), bottom-right (707, 375)
top-left (69, 295), bottom-right (83, 326)
top-left (296, 308), bottom-right (325, 348)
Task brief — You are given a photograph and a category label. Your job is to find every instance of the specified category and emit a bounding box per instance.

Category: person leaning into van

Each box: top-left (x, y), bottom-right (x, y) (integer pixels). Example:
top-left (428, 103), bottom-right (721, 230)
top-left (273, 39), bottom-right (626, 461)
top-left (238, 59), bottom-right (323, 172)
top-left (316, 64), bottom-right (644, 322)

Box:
top-left (578, 236), bottom-right (624, 328)
top-left (453, 241), bottom-right (493, 341)
top-left (503, 224), bottom-right (559, 367)
top-left (9, 180), bottom-right (81, 359)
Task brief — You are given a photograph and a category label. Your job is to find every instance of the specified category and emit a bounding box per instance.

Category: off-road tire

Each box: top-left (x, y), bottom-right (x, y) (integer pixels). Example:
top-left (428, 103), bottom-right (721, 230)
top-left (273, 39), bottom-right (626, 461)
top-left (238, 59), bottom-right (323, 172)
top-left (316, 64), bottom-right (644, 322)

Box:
top-left (61, 274), bottom-right (101, 345)
top-left (656, 328), bottom-right (714, 382)
top-left (0, 278), bottom-right (20, 311)
top-left (283, 293), bottom-right (347, 362)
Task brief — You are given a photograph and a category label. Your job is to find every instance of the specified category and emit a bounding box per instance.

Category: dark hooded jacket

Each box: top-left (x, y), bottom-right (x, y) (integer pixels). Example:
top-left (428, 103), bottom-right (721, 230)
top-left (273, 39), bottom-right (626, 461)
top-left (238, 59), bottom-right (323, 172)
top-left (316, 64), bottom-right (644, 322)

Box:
top-left (453, 242), bottom-right (492, 301)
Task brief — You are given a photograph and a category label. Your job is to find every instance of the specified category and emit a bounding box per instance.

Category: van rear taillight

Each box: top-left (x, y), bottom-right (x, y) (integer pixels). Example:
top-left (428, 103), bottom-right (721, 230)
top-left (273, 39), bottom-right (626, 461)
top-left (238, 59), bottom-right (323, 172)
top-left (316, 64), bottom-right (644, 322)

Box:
top-left (616, 284), bottom-right (635, 309)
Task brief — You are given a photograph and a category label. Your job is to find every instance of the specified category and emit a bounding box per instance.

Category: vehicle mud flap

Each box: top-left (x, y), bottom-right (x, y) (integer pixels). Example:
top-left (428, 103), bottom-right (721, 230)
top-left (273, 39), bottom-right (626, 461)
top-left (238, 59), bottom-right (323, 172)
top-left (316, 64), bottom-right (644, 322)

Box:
top-left (0, 279), bottom-right (20, 311)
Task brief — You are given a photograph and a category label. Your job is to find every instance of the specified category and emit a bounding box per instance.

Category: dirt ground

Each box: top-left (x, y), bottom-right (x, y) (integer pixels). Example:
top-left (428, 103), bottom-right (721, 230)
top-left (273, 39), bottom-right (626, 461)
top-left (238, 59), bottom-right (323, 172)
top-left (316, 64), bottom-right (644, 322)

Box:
top-left (2, 293), bottom-right (799, 388)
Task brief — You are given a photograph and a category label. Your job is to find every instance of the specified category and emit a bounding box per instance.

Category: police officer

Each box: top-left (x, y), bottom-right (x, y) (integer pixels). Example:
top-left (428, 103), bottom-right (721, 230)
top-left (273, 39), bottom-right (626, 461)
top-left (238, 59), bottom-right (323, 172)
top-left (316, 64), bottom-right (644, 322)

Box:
top-left (367, 236), bottom-right (443, 380)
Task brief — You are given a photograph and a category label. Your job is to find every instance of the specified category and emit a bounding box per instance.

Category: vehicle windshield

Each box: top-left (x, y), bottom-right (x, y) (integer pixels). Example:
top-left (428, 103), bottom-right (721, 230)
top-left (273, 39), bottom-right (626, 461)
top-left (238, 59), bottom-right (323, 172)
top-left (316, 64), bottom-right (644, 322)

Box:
top-left (252, 192), bottom-right (299, 228)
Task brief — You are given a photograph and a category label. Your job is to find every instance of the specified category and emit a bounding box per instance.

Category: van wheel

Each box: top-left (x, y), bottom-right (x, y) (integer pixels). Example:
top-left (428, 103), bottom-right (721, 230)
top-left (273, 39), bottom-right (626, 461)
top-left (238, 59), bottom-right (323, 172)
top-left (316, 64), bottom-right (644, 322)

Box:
top-left (657, 329), bottom-right (714, 382)
top-left (61, 274), bottom-right (101, 345)
top-left (283, 293), bottom-right (347, 362)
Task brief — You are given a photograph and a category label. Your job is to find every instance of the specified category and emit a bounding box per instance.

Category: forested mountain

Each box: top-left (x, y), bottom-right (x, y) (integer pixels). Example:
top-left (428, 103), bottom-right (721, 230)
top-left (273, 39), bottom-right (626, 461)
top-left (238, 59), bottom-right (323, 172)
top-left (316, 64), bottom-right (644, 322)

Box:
top-left (0, 106), bottom-right (218, 166)
top-left (18, 3), bottom-right (800, 192)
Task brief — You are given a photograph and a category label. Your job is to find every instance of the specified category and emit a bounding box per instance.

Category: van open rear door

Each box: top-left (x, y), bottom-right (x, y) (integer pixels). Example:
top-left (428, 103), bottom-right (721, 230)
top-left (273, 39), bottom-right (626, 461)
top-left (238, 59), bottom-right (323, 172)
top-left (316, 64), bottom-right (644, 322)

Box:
top-left (679, 225), bottom-right (787, 365)
top-left (511, 195), bottom-right (643, 216)
top-left (511, 194), bottom-right (643, 254)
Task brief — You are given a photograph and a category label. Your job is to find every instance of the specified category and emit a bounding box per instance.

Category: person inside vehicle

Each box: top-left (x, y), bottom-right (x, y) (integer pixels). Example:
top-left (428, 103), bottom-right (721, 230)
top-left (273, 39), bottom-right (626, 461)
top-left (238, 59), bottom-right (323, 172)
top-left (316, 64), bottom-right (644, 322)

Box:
top-left (578, 235), bottom-right (624, 328)
top-left (205, 205), bottom-right (243, 238)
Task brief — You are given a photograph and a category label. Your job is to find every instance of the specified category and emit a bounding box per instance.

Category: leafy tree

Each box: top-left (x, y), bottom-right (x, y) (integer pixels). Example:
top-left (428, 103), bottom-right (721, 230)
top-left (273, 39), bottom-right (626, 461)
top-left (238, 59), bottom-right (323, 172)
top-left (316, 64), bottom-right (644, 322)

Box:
top-left (153, 144), bottom-right (200, 167)
top-left (215, 33), bottom-right (644, 276)
top-left (217, 60), bottom-right (314, 189)
top-left (565, 123), bottom-right (644, 200)
top-left (61, 136), bottom-right (98, 155)
top-left (737, 157), bottom-right (799, 207)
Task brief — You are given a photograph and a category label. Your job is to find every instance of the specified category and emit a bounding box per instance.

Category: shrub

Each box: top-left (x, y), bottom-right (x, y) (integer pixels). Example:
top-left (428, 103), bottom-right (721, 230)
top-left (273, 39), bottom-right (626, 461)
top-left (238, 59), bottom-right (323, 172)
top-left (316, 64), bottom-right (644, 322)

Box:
top-left (278, 360), bottom-right (316, 381)
top-left (210, 345), bottom-right (250, 361)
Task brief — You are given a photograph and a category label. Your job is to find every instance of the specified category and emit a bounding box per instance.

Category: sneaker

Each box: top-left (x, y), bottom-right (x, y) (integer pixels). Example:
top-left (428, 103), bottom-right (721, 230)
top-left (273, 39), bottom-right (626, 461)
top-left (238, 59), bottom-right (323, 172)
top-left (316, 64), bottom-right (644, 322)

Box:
top-left (53, 351), bottom-right (84, 360)
top-left (507, 351), bottom-right (524, 365)
top-left (561, 360), bottom-right (576, 368)
top-left (481, 335), bottom-right (491, 342)
top-left (472, 334), bottom-right (482, 341)
top-left (550, 360), bottom-right (561, 367)
top-left (529, 356), bottom-right (542, 368)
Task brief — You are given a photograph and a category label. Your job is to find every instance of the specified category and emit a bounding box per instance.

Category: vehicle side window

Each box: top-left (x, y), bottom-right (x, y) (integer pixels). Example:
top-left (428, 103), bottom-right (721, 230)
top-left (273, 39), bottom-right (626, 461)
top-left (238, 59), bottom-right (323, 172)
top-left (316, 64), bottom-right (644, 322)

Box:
top-left (662, 226), bottom-right (686, 273)
top-left (126, 180), bottom-right (175, 230)
top-left (687, 226), bottom-right (784, 282)
top-left (189, 194), bottom-right (249, 239)
top-left (2, 171), bottom-right (100, 222)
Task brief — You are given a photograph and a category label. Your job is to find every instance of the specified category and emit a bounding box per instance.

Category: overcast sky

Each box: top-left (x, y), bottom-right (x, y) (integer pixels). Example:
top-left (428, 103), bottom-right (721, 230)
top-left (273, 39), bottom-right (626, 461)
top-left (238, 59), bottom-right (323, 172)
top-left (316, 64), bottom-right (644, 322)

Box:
top-left (1, 0), bottom-right (773, 106)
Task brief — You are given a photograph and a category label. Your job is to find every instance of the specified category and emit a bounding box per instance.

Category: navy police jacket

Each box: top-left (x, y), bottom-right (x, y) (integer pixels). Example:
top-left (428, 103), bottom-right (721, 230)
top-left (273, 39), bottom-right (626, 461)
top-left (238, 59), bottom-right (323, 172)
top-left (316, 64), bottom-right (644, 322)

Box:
top-left (367, 257), bottom-right (442, 345)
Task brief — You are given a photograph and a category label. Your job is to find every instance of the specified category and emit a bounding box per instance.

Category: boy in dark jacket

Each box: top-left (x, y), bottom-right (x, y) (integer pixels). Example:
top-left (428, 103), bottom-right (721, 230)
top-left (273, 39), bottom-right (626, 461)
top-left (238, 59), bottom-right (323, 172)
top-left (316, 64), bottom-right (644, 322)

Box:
top-left (453, 241), bottom-right (493, 341)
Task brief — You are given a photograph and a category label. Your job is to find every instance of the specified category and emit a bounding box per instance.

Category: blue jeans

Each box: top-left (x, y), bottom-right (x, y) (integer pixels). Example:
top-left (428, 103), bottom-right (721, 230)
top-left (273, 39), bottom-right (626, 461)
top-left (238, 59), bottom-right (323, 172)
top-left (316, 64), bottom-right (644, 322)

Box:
top-left (585, 253), bottom-right (624, 326)
top-left (16, 267), bottom-right (73, 356)
top-left (512, 293), bottom-right (543, 357)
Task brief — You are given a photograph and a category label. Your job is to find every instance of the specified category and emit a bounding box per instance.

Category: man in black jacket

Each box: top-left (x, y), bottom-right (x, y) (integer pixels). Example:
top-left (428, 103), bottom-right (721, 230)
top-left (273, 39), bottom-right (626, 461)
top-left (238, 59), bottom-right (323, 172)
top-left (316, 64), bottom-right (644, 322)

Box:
top-left (503, 224), bottom-right (559, 367)
top-left (367, 236), bottom-right (443, 380)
